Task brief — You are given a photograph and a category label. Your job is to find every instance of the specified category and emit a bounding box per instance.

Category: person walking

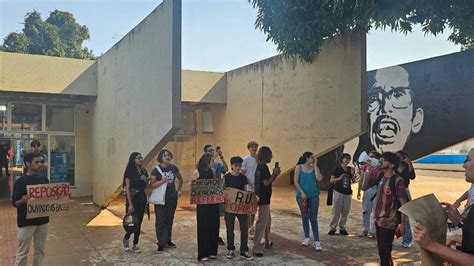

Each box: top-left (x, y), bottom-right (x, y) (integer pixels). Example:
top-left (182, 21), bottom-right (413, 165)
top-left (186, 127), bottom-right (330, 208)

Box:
top-left (294, 152), bottom-right (323, 251)
top-left (150, 149), bottom-right (183, 251)
top-left (122, 152), bottom-right (148, 253)
top-left (328, 153), bottom-right (355, 236)
top-left (252, 146), bottom-right (281, 257)
top-left (194, 154), bottom-right (220, 261)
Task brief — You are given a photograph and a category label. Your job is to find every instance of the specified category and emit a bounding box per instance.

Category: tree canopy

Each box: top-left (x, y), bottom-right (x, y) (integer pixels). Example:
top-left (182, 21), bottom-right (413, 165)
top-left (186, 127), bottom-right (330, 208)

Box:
top-left (249, 0), bottom-right (474, 61)
top-left (2, 10), bottom-right (95, 59)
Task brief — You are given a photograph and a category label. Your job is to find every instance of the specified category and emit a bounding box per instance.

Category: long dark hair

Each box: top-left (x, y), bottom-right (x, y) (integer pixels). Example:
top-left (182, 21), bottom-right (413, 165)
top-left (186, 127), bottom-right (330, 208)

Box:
top-left (197, 154), bottom-right (213, 172)
top-left (297, 151), bottom-right (313, 165)
top-left (123, 152), bottom-right (141, 188)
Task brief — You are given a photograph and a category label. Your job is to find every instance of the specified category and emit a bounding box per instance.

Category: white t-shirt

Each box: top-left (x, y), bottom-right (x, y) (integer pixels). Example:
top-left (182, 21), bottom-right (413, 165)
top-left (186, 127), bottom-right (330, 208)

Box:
top-left (468, 184), bottom-right (474, 207)
top-left (242, 155), bottom-right (257, 192)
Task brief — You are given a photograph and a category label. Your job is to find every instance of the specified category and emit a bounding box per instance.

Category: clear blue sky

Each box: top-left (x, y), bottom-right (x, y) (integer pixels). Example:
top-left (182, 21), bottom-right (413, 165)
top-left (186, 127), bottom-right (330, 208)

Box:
top-left (1, 0), bottom-right (462, 72)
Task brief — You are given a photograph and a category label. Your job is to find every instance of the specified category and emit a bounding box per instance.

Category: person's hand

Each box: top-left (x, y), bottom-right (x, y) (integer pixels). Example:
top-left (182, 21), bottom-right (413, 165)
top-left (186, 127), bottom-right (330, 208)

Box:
top-left (177, 191), bottom-right (182, 197)
top-left (301, 193), bottom-right (307, 200)
top-left (18, 195), bottom-right (29, 205)
top-left (413, 222), bottom-right (434, 249)
top-left (273, 167), bottom-right (281, 176)
top-left (357, 192), bottom-right (361, 200)
top-left (128, 205), bottom-right (135, 212)
top-left (398, 223), bottom-right (407, 236)
top-left (452, 200), bottom-right (461, 210)
top-left (441, 202), bottom-right (463, 224)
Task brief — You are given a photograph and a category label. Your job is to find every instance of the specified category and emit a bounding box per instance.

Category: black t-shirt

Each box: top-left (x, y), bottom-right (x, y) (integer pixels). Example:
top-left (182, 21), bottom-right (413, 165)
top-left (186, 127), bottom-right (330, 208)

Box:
top-left (333, 166), bottom-right (353, 195)
top-left (125, 167), bottom-right (148, 192)
top-left (397, 164), bottom-right (416, 188)
top-left (255, 163), bottom-right (272, 205)
top-left (11, 174), bottom-right (50, 227)
top-left (151, 164), bottom-right (180, 194)
top-left (461, 206), bottom-right (474, 254)
top-left (224, 172), bottom-right (248, 191)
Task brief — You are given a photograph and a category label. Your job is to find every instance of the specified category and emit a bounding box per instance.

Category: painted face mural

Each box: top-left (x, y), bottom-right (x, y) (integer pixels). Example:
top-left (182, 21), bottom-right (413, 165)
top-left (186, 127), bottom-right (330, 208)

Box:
top-left (368, 66), bottom-right (424, 153)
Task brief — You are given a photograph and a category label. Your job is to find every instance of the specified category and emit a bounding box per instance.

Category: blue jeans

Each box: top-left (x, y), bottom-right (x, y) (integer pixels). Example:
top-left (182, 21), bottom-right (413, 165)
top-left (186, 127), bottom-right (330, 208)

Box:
top-left (296, 196), bottom-right (320, 241)
top-left (402, 188), bottom-right (413, 245)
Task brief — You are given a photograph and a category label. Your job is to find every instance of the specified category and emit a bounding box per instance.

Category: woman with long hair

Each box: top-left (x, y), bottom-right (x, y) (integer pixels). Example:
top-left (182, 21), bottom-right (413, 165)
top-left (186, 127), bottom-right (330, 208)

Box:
top-left (294, 152), bottom-right (323, 251)
top-left (122, 152), bottom-right (148, 253)
top-left (194, 154), bottom-right (220, 261)
top-left (252, 146), bottom-right (281, 257)
top-left (149, 149), bottom-right (183, 251)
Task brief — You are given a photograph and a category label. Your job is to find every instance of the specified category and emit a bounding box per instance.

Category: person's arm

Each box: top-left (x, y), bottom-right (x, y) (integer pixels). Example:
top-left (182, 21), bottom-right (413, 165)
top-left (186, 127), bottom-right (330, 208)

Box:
top-left (125, 177), bottom-right (134, 211)
top-left (413, 222), bottom-right (474, 265)
top-left (241, 160), bottom-right (248, 175)
top-left (351, 167), bottom-right (356, 183)
top-left (314, 163), bottom-right (323, 182)
top-left (263, 166), bottom-right (280, 186)
top-left (453, 190), bottom-right (469, 209)
top-left (175, 170), bottom-right (184, 195)
top-left (150, 173), bottom-right (167, 189)
top-left (293, 165), bottom-right (306, 199)
top-left (330, 175), bottom-right (342, 184)
top-left (357, 173), bottom-right (363, 200)
top-left (397, 178), bottom-right (409, 234)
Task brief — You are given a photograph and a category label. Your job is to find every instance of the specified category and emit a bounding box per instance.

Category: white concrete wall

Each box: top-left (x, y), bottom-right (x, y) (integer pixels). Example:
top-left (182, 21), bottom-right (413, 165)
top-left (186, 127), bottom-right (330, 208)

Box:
top-left (91, 0), bottom-right (181, 206)
top-left (73, 102), bottom-right (93, 196)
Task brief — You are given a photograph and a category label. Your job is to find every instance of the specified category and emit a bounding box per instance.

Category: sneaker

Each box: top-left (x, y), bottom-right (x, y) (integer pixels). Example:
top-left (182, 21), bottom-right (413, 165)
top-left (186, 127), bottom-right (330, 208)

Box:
top-left (123, 238), bottom-right (130, 252)
top-left (132, 245), bottom-right (141, 253)
top-left (328, 229), bottom-right (336, 235)
top-left (403, 243), bottom-right (412, 248)
top-left (157, 245), bottom-right (165, 252)
top-left (368, 233), bottom-right (376, 239)
top-left (209, 255), bottom-right (217, 259)
top-left (358, 231), bottom-right (368, 237)
top-left (253, 252), bottom-right (264, 257)
top-left (226, 250), bottom-right (234, 259)
top-left (167, 241), bottom-right (177, 248)
top-left (240, 252), bottom-right (254, 260)
top-left (314, 241), bottom-right (322, 251)
top-left (301, 238), bottom-right (310, 246)
top-left (198, 257), bottom-right (209, 261)
top-left (218, 237), bottom-right (225, 245)
top-left (340, 229), bottom-right (349, 236)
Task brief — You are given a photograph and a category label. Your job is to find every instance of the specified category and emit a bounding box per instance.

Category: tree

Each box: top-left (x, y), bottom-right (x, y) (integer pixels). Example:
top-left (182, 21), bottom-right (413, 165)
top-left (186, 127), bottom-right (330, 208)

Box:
top-left (249, 0), bottom-right (474, 62)
top-left (2, 10), bottom-right (95, 59)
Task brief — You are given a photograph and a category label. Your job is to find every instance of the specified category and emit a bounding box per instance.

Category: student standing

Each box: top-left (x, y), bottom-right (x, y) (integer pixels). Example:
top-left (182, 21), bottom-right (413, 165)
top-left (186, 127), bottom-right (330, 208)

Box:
top-left (294, 152), bottom-right (323, 251)
top-left (252, 146), bottom-right (281, 257)
top-left (12, 152), bottom-right (49, 266)
top-left (150, 149), bottom-right (183, 251)
top-left (224, 156), bottom-right (253, 260)
top-left (194, 154), bottom-right (220, 261)
top-left (396, 150), bottom-right (416, 248)
top-left (122, 152), bottom-right (148, 253)
top-left (241, 141), bottom-right (259, 239)
top-left (329, 153), bottom-right (355, 236)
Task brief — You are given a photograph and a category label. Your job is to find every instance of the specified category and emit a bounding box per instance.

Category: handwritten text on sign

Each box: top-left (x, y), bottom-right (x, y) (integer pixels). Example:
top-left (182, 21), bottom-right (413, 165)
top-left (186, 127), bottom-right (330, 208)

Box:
top-left (26, 183), bottom-right (70, 219)
top-left (224, 187), bottom-right (258, 214)
top-left (190, 178), bottom-right (224, 205)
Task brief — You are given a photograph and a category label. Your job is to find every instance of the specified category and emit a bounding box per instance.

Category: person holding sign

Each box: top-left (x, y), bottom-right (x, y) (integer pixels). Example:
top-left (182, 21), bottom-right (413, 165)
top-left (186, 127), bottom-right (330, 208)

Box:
top-left (253, 146), bottom-right (281, 257)
top-left (11, 152), bottom-right (49, 266)
top-left (193, 154), bottom-right (220, 261)
top-left (122, 152), bottom-right (148, 253)
top-left (223, 156), bottom-right (253, 260)
top-left (413, 148), bottom-right (474, 264)
top-left (294, 152), bottom-right (323, 251)
top-left (149, 149), bottom-right (183, 252)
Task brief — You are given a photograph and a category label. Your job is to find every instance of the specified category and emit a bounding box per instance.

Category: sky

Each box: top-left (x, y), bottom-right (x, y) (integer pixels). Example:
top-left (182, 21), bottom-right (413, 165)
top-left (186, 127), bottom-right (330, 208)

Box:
top-left (0, 0), bottom-right (462, 72)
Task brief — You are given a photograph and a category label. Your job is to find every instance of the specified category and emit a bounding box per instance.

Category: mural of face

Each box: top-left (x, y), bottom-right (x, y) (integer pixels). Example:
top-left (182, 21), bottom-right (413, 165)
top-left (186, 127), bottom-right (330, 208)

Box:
top-left (367, 66), bottom-right (424, 152)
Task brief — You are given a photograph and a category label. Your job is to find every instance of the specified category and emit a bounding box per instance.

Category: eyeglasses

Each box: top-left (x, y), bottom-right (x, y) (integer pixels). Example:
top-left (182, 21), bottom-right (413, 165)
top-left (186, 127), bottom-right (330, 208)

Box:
top-left (379, 158), bottom-right (386, 162)
top-left (368, 87), bottom-right (413, 112)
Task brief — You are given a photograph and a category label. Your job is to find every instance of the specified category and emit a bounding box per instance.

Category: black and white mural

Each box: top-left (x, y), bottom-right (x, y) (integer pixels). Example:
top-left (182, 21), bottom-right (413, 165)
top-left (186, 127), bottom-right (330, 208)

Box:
top-left (319, 49), bottom-right (474, 184)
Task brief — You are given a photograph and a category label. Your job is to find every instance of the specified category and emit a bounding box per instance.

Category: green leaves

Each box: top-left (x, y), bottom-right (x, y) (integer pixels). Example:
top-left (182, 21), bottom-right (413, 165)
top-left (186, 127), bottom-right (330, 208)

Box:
top-left (249, 0), bottom-right (474, 61)
top-left (2, 9), bottom-right (95, 59)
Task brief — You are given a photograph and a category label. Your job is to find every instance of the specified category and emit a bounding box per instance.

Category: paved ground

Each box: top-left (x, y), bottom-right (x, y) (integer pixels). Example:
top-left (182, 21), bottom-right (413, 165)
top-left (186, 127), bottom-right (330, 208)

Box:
top-left (0, 174), bottom-right (469, 265)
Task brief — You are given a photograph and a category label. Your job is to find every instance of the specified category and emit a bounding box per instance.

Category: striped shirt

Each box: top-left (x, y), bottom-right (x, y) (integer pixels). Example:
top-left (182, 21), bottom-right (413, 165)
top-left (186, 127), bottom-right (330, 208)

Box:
top-left (374, 175), bottom-right (407, 229)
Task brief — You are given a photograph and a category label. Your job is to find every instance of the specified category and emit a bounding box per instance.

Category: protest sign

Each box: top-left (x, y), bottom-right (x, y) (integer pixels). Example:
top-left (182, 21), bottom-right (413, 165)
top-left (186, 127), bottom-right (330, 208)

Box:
top-left (190, 178), bottom-right (224, 205)
top-left (26, 183), bottom-right (70, 219)
top-left (224, 187), bottom-right (258, 214)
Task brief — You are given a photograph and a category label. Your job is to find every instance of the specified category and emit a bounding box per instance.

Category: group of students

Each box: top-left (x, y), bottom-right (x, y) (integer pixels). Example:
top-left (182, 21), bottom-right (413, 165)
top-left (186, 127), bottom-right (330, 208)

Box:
top-left (121, 141), bottom-right (474, 265)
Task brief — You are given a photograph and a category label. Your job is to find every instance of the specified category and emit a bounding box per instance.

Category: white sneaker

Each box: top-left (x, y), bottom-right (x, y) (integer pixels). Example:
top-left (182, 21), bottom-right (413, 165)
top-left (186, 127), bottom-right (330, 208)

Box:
top-left (403, 243), bottom-right (412, 248)
top-left (301, 238), bottom-right (310, 246)
top-left (132, 245), bottom-right (141, 253)
top-left (314, 241), bottom-right (322, 251)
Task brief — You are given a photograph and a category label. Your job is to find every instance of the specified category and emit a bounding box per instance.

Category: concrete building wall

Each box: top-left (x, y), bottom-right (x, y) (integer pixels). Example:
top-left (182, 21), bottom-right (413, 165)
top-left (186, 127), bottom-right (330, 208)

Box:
top-left (0, 52), bottom-right (96, 95)
top-left (73, 102), bottom-right (94, 196)
top-left (209, 32), bottom-right (366, 184)
top-left (91, 0), bottom-right (181, 206)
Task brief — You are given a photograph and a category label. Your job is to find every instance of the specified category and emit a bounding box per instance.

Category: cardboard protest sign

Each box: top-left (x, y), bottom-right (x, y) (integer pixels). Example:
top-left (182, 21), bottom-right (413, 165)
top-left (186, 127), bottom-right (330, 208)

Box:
top-left (190, 178), bottom-right (224, 205)
top-left (26, 183), bottom-right (70, 219)
top-left (224, 187), bottom-right (258, 214)
top-left (399, 194), bottom-right (447, 266)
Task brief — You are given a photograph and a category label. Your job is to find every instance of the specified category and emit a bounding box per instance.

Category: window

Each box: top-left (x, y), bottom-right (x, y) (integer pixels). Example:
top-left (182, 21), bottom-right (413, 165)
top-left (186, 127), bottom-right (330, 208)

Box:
top-left (0, 104), bottom-right (7, 131)
top-left (46, 106), bottom-right (74, 132)
top-left (202, 110), bottom-right (213, 133)
top-left (11, 103), bottom-right (42, 131)
top-left (50, 135), bottom-right (75, 185)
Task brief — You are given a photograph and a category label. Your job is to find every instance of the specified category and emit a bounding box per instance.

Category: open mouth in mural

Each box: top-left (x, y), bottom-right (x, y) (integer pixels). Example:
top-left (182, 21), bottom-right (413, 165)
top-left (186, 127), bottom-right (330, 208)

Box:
top-left (373, 116), bottom-right (400, 144)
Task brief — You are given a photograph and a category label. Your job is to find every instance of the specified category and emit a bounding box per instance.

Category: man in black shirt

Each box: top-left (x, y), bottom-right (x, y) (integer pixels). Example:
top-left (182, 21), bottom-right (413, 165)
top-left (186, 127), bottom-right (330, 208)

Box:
top-left (12, 152), bottom-right (49, 266)
top-left (224, 156), bottom-right (253, 260)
